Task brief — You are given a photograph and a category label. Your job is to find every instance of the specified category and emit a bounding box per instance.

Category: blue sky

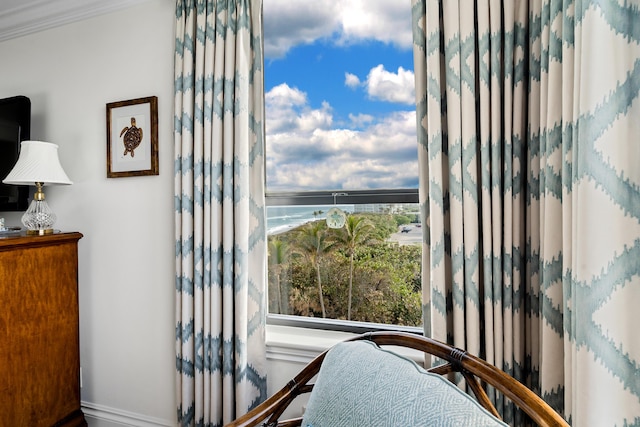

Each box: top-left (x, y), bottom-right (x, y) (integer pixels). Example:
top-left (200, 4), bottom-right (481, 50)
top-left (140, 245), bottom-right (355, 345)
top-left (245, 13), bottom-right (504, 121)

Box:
top-left (263, 0), bottom-right (417, 192)
top-left (265, 40), bottom-right (413, 122)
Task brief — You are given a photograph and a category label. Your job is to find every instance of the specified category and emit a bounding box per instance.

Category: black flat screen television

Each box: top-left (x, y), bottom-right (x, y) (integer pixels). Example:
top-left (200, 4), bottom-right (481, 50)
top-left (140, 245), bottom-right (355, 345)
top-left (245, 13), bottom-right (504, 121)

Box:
top-left (0, 96), bottom-right (30, 212)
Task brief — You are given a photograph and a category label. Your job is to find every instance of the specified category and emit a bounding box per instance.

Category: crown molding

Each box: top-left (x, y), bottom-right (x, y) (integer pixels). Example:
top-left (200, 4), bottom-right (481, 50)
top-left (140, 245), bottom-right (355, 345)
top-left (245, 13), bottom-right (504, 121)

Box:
top-left (0, 0), bottom-right (152, 42)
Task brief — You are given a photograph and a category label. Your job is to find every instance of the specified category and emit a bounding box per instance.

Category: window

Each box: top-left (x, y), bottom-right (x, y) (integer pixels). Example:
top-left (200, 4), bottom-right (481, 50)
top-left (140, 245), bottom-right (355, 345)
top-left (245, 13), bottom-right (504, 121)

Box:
top-left (264, 1), bottom-right (420, 332)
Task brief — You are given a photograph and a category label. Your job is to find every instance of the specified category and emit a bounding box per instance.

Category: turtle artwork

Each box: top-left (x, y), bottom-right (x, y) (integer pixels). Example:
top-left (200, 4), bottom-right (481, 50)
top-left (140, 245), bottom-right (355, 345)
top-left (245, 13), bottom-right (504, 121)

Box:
top-left (119, 117), bottom-right (143, 157)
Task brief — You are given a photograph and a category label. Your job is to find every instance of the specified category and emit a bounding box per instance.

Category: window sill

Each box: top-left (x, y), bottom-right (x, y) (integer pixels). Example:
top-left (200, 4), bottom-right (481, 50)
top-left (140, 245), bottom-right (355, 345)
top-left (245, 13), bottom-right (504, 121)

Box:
top-left (265, 324), bottom-right (424, 364)
top-left (266, 324), bottom-right (358, 363)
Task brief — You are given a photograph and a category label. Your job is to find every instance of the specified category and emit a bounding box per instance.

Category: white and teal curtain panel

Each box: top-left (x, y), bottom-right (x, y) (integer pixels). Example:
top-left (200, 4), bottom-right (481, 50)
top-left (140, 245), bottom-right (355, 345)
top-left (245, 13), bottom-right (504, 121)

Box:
top-left (412, 0), bottom-right (640, 425)
top-left (174, 0), bottom-right (267, 425)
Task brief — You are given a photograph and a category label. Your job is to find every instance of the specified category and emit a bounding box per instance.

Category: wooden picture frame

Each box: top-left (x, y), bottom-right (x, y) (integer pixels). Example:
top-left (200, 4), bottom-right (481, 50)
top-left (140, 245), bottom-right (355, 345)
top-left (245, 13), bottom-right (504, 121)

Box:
top-left (106, 96), bottom-right (158, 178)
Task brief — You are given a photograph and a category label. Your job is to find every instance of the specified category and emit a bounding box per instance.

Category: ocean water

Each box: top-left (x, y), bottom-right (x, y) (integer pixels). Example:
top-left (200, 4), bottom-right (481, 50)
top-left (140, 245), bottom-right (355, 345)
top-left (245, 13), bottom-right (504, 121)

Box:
top-left (267, 205), bottom-right (353, 235)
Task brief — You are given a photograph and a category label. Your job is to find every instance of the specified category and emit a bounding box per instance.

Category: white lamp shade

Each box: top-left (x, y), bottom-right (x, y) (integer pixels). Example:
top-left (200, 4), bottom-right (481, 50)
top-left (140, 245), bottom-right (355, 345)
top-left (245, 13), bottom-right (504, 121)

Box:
top-left (3, 140), bottom-right (72, 186)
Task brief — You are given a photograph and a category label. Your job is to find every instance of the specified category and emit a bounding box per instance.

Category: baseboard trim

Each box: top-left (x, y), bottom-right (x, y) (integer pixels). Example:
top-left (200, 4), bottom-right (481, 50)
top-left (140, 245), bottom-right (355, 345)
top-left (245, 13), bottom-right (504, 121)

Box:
top-left (81, 401), bottom-right (174, 427)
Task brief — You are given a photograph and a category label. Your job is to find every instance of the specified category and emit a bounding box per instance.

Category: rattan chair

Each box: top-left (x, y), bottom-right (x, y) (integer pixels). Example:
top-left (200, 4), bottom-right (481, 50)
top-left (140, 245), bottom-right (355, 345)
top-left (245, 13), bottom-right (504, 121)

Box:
top-left (226, 331), bottom-right (569, 427)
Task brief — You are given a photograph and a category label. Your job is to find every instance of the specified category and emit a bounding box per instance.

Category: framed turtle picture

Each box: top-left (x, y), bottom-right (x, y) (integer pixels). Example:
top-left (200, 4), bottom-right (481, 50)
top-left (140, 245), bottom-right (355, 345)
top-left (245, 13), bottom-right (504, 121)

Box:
top-left (106, 96), bottom-right (159, 178)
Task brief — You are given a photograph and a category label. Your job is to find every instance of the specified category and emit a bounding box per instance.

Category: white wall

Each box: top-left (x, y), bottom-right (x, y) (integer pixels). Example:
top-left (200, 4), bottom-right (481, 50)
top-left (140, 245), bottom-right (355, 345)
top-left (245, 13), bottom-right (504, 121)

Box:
top-left (0, 1), bottom-right (177, 425)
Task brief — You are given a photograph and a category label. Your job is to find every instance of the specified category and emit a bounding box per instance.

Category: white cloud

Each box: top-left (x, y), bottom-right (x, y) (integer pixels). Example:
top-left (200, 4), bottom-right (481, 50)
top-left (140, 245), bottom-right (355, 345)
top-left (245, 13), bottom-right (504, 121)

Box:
top-left (338, 0), bottom-right (413, 49)
top-left (263, 0), bottom-right (412, 59)
top-left (263, 1), bottom-right (341, 58)
top-left (265, 85), bottom-right (418, 192)
top-left (365, 65), bottom-right (415, 105)
top-left (297, 101), bottom-right (334, 132)
top-left (266, 83), bottom-right (307, 107)
top-left (348, 113), bottom-right (374, 128)
top-left (345, 72), bottom-right (361, 89)
top-left (265, 83), bottom-right (333, 135)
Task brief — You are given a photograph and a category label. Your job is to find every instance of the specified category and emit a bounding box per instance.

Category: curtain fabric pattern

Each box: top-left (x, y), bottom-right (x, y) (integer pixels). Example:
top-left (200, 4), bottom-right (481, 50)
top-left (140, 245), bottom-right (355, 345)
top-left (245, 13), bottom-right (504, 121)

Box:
top-left (412, 1), bottom-right (640, 426)
top-left (174, 0), bottom-right (267, 425)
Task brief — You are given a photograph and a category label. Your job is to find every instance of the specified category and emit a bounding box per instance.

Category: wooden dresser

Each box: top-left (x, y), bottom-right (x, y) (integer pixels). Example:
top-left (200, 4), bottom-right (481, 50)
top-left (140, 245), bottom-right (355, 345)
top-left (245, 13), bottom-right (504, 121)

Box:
top-left (0, 232), bottom-right (87, 427)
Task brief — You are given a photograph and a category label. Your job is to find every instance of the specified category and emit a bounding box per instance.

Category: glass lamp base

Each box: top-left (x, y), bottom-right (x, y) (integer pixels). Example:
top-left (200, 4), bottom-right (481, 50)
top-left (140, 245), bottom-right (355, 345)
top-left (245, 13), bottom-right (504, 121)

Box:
top-left (26, 228), bottom-right (54, 236)
top-left (21, 199), bottom-right (57, 235)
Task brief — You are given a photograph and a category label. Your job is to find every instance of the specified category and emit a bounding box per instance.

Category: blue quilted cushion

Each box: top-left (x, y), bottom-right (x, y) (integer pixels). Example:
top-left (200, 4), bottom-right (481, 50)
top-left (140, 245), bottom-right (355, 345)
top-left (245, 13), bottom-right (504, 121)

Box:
top-left (301, 340), bottom-right (508, 427)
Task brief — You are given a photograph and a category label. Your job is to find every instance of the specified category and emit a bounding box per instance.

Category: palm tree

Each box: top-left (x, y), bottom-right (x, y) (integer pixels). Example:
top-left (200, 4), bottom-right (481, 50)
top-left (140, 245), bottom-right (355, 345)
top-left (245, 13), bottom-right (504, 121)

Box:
top-left (268, 237), bottom-right (289, 314)
top-left (293, 221), bottom-right (336, 318)
top-left (336, 215), bottom-right (375, 321)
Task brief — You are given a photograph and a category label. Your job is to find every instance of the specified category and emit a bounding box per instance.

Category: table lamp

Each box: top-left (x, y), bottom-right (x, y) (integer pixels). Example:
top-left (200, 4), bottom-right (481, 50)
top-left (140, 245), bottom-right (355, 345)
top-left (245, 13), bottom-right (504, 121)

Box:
top-left (2, 140), bottom-right (72, 235)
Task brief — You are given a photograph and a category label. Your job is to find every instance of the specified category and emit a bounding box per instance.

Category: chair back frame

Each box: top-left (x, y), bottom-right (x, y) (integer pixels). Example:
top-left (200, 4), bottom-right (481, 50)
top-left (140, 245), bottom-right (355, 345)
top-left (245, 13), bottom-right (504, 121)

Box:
top-left (225, 331), bottom-right (569, 427)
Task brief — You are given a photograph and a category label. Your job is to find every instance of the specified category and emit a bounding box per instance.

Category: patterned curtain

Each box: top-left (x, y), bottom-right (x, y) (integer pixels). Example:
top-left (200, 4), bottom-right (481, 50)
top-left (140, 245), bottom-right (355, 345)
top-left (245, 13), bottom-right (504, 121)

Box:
top-left (412, 0), bottom-right (640, 426)
top-left (174, 0), bottom-right (267, 426)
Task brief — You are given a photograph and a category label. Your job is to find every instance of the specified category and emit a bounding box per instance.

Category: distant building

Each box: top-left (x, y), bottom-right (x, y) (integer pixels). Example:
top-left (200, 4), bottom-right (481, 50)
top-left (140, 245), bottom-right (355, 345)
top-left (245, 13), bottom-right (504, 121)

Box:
top-left (353, 203), bottom-right (418, 214)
